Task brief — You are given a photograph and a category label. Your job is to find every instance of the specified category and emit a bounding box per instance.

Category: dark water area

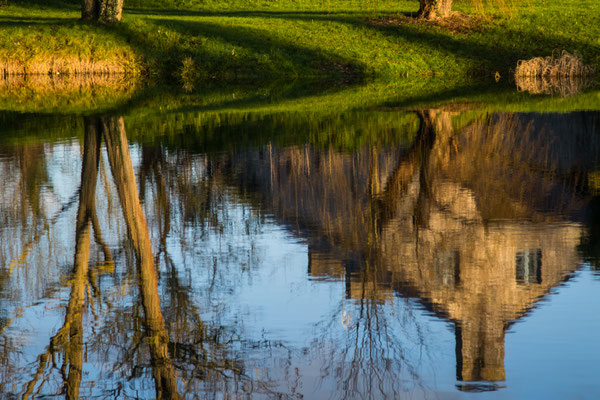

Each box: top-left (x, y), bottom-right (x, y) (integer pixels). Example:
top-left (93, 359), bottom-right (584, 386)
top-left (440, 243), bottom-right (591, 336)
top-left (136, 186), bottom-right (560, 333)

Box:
top-left (1, 105), bottom-right (600, 399)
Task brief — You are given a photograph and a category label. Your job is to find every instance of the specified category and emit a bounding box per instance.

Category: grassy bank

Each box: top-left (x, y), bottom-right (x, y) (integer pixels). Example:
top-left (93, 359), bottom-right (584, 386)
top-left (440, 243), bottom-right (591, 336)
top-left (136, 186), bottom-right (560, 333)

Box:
top-left (1, 0), bottom-right (599, 83)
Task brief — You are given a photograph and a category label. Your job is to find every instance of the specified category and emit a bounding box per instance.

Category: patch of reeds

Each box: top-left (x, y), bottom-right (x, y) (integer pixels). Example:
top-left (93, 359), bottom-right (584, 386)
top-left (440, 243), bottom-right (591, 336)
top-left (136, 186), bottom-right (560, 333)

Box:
top-left (515, 50), bottom-right (595, 78)
top-left (515, 51), bottom-right (596, 96)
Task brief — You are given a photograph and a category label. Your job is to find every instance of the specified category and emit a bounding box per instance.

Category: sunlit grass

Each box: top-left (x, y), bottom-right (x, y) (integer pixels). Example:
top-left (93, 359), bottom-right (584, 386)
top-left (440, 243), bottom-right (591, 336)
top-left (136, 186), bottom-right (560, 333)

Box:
top-left (1, 0), bottom-right (598, 83)
top-left (0, 3), bottom-right (142, 74)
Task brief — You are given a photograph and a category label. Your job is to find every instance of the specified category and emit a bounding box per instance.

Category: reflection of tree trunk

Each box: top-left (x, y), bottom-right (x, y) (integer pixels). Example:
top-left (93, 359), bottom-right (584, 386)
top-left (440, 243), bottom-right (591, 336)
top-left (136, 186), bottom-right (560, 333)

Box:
top-left (364, 110), bottom-right (453, 235)
top-left (63, 119), bottom-right (102, 399)
top-left (413, 111), bottom-right (436, 228)
top-left (412, 110), bottom-right (455, 228)
top-left (140, 145), bottom-right (171, 252)
top-left (22, 121), bottom-right (102, 399)
top-left (103, 116), bottom-right (180, 400)
top-left (63, 209), bottom-right (90, 400)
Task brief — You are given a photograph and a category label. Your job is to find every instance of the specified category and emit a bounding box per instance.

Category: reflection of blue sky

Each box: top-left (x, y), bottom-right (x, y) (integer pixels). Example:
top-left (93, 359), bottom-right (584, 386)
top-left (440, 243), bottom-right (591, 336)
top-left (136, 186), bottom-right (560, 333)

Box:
top-left (503, 265), bottom-right (600, 400)
top-left (45, 140), bottom-right (83, 205)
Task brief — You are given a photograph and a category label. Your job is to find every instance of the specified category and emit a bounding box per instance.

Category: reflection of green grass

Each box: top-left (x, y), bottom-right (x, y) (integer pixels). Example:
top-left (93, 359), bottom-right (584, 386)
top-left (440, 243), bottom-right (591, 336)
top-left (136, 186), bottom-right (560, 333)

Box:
top-left (1, 0), bottom-right (599, 83)
top-left (0, 112), bottom-right (84, 144)
top-left (1, 75), bottom-right (600, 116)
top-left (0, 107), bottom-right (420, 152)
top-left (126, 110), bottom-right (420, 152)
top-left (2, 80), bottom-right (600, 152)
top-left (118, 80), bottom-right (600, 117)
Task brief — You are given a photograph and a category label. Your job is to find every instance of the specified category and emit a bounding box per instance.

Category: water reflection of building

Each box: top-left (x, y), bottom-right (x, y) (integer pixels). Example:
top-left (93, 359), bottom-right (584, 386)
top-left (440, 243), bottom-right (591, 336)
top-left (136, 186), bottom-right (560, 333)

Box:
top-left (307, 178), bottom-right (581, 383)
top-left (216, 111), bottom-right (597, 386)
top-left (379, 189), bottom-right (581, 383)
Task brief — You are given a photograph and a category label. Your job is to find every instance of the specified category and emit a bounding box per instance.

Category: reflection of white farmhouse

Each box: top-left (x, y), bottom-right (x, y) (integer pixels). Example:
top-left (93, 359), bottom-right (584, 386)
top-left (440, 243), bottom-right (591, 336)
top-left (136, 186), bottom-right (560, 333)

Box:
top-left (218, 111), bottom-right (594, 384)
top-left (378, 179), bottom-right (582, 382)
top-left (310, 176), bottom-right (582, 381)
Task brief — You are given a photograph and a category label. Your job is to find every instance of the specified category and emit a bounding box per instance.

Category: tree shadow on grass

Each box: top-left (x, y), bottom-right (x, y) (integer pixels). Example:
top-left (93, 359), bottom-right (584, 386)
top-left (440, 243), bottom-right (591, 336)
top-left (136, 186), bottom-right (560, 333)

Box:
top-left (6, 0), bottom-right (79, 9)
top-left (7, 1), bottom-right (600, 79)
top-left (103, 16), bottom-right (365, 82)
top-left (354, 17), bottom-right (600, 74)
top-left (125, 8), bottom-right (366, 17)
top-left (0, 15), bottom-right (79, 26)
top-left (127, 8), bottom-right (600, 76)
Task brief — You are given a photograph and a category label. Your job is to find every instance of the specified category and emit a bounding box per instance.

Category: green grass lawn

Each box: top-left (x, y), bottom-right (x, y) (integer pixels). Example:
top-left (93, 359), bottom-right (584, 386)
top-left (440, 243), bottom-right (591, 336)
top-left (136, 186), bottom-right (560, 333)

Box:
top-left (1, 0), bottom-right (599, 84)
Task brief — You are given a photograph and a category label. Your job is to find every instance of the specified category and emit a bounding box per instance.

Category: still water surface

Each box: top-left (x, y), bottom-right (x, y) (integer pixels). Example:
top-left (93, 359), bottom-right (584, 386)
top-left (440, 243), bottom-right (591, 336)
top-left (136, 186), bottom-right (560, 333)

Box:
top-left (1, 106), bottom-right (600, 399)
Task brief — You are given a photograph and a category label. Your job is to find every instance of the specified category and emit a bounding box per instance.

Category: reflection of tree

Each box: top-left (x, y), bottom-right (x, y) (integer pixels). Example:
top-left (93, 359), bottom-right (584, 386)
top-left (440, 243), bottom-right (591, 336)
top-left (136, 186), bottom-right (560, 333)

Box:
top-left (134, 141), bottom-right (293, 398)
top-left (0, 143), bottom-right (51, 281)
top-left (17, 116), bottom-right (180, 399)
top-left (378, 111), bottom-right (585, 385)
top-left (100, 118), bottom-right (263, 398)
top-left (205, 138), bottom-right (433, 397)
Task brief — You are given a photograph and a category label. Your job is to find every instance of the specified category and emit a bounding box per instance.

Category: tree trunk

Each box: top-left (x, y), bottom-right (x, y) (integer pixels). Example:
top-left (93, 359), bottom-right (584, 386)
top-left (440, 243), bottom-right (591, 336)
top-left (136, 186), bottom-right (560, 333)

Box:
top-left (99, 0), bottom-right (123, 23)
top-left (81, 0), bottom-right (123, 23)
top-left (418, 0), bottom-right (453, 19)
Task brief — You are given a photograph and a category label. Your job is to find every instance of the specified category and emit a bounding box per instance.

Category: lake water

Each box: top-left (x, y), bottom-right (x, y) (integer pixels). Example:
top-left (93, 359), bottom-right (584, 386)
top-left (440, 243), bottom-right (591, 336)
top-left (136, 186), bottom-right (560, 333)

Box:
top-left (1, 87), bottom-right (600, 399)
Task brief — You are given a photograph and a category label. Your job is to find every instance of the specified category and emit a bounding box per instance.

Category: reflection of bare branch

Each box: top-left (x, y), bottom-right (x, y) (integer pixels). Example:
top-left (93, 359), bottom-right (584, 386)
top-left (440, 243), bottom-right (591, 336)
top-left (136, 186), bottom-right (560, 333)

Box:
top-left (309, 270), bottom-right (431, 400)
top-left (8, 187), bottom-right (79, 278)
top-left (132, 142), bottom-right (302, 399)
top-left (22, 352), bottom-right (50, 399)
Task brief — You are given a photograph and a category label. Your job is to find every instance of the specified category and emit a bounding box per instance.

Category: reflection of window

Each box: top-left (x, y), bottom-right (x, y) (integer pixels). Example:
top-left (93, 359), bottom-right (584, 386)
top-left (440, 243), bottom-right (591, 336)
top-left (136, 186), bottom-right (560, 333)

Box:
top-left (516, 249), bottom-right (542, 285)
top-left (434, 250), bottom-right (460, 287)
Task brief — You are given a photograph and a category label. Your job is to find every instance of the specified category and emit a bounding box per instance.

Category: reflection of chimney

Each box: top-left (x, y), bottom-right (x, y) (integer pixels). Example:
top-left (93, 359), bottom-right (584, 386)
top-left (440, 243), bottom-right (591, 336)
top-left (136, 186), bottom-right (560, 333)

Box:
top-left (455, 318), bottom-right (506, 382)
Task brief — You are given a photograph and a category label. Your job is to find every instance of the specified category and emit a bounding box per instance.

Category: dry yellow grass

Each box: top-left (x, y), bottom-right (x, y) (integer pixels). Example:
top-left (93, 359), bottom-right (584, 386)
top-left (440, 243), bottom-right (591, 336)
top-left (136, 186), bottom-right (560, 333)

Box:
top-left (0, 57), bottom-right (133, 76)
